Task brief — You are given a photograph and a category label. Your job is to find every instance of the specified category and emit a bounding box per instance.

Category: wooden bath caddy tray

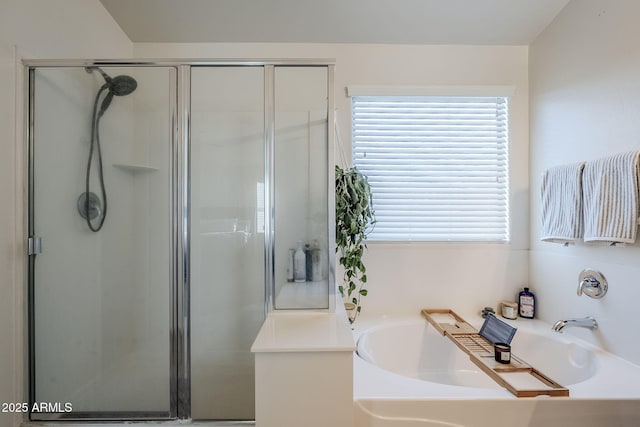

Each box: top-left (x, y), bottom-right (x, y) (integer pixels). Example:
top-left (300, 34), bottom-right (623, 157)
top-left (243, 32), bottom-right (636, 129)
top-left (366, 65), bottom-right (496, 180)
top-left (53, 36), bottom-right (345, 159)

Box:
top-left (421, 309), bottom-right (569, 398)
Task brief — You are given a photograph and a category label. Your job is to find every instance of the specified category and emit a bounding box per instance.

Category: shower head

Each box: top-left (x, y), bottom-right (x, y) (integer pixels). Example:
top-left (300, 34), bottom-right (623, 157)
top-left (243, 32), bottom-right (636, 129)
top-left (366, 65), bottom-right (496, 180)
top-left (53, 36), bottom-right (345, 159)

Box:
top-left (87, 66), bottom-right (138, 95)
top-left (108, 75), bottom-right (138, 96)
top-left (99, 75), bottom-right (137, 113)
top-left (86, 67), bottom-right (138, 114)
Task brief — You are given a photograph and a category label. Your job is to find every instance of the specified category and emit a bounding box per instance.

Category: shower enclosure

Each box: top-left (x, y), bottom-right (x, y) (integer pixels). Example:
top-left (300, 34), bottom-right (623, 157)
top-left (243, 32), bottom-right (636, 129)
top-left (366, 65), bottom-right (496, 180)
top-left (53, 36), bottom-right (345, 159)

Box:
top-left (25, 60), bottom-right (334, 421)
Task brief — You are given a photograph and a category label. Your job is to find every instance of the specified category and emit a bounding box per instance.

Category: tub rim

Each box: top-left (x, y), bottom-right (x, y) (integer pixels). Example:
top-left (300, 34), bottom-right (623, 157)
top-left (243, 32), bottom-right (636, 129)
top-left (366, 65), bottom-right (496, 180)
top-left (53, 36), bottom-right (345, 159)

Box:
top-left (352, 313), bottom-right (640, 400)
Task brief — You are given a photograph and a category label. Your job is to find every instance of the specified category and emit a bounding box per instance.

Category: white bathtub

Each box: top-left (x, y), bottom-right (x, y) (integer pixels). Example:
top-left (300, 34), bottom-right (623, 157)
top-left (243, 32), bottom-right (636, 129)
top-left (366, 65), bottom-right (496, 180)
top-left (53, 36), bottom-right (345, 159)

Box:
top-left (353, 315), bottom-right (640, 427)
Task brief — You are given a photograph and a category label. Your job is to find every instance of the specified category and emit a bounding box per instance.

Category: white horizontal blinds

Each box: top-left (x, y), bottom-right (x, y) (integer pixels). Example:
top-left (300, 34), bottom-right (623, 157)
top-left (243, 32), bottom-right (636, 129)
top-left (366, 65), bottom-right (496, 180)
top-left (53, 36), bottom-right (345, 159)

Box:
top-left (352, 96), bottom-right (509, 242)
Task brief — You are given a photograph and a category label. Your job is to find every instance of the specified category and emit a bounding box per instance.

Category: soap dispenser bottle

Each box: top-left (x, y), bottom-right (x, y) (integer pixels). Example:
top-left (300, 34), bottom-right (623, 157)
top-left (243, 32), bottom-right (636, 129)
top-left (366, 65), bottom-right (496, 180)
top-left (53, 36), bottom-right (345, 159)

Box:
top-left (518, 287), bottom-right (535, 319)
top-left (294, 241), bottom-right (306, 283)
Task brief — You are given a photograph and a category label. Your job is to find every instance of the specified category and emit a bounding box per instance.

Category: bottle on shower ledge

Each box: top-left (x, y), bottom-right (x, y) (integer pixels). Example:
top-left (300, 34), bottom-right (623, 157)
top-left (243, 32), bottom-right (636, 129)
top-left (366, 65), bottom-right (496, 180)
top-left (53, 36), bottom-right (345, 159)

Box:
top-left (311, 239), bottom-right (322, 281)
top-left (305, 243), bottom-right (312, 282)
top-left (287, 248), bottom-right (295, 282)
top-left (294, 241), bottom-right (306, 283)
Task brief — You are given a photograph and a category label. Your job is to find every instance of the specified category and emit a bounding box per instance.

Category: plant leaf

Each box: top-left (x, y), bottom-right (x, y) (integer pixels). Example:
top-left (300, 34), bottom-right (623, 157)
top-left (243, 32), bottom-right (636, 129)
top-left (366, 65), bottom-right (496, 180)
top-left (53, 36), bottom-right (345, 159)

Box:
top-left (335, 165), bottom-right (375, 324)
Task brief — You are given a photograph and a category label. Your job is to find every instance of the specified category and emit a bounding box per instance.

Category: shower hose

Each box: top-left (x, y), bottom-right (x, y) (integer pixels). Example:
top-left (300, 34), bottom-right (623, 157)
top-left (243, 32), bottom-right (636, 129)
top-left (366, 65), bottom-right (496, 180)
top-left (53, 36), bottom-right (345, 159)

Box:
top-left (85, 85), bottom-right (109, 232)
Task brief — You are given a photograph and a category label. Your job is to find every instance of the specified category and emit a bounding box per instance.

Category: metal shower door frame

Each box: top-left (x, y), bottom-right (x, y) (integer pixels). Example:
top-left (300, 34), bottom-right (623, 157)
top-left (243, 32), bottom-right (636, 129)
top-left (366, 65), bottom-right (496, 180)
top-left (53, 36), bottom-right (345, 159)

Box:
top-left (24, 61), bottom-right (184, 421)
top-left (23, 58), bottom-right (335, 422)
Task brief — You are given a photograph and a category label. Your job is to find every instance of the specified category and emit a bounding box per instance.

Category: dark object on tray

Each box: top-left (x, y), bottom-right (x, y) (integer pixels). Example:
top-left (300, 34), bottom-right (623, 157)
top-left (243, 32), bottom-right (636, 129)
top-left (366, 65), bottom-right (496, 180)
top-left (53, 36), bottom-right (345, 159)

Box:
top-left (494, 342), bottom-right (511, 364)
top-left (479, 313), bottom-right (517, 344)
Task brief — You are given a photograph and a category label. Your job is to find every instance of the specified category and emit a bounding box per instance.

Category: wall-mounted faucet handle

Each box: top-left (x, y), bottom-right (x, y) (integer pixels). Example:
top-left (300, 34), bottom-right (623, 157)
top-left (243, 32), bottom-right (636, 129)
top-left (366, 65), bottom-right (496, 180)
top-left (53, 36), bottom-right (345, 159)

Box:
top-left (578, 276), bottom-right (599, 296)
top-left (577, 269), bottom-right (608, 299)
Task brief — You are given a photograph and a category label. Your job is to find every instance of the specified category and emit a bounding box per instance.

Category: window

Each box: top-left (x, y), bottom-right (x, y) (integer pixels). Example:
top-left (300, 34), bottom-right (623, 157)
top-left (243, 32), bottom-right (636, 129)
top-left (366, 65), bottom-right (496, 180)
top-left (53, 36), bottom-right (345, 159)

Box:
top-left (351, 94), bottom-right (509, 242)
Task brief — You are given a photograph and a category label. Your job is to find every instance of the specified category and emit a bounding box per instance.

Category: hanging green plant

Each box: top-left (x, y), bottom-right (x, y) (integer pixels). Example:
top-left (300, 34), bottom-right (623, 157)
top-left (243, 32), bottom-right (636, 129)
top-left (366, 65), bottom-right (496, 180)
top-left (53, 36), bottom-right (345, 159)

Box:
top-left (335, 165), bottom-right (375, 324)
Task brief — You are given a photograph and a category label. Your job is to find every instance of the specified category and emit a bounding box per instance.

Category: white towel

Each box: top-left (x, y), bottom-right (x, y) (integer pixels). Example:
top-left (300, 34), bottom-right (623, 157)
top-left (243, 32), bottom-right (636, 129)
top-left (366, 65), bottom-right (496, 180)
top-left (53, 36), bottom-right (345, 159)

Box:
top-left (582, 151), bottom-right (640, 244)
top-left (540, 162), bottom-right (586, 244)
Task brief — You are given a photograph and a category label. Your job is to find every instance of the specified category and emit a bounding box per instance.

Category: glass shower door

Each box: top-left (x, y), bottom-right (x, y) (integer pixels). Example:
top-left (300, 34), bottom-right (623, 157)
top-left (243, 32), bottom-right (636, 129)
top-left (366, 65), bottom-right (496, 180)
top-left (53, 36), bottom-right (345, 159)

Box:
top-left (29, 66), bottom-right (175, 419)
top-left (190, 66), bottom-right (265, 420)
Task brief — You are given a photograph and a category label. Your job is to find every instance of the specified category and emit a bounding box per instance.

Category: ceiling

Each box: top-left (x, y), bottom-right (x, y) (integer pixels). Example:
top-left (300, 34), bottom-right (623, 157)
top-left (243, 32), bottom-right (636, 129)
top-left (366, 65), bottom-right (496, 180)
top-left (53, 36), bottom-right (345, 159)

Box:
top-left (99, 0), bottom-right (570, 45)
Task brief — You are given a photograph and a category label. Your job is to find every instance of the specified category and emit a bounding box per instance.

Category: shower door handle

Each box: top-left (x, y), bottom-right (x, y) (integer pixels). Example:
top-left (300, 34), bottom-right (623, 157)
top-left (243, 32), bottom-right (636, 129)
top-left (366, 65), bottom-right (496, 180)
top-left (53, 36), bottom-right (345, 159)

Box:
top-left (28, 236), bottom-right (42, 255)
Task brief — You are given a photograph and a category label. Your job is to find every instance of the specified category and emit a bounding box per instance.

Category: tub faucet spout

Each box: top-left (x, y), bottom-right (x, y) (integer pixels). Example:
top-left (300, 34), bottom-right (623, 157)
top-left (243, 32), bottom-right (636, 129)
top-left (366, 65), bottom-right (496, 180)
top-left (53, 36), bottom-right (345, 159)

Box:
top-left (552, 316), bottom-right (598, 333)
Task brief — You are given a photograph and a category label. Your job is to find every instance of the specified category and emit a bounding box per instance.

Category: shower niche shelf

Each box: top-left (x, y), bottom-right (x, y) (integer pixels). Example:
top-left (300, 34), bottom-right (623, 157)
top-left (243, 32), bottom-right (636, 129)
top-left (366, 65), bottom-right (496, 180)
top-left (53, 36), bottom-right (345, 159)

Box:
top-left (112, 163), bottom-right (159, 173)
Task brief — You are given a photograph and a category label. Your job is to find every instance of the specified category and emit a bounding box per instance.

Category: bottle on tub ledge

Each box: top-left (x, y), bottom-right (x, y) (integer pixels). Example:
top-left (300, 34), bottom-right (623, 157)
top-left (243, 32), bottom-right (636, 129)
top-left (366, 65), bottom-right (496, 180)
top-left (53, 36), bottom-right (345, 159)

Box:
top-left (518, 287), bottom-right (536, 319)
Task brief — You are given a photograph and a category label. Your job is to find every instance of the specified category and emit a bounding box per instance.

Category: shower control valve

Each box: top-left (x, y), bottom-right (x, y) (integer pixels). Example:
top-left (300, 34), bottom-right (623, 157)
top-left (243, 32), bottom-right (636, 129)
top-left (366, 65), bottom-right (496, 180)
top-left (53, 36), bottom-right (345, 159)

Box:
top-left (577, 268), bottom-right (608, 299)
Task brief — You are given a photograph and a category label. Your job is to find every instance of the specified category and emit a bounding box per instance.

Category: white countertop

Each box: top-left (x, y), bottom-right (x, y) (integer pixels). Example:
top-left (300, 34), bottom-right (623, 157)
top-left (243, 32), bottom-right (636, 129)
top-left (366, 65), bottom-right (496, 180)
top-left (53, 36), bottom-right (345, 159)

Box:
top-left (251, 308), bottom-right (356, 353)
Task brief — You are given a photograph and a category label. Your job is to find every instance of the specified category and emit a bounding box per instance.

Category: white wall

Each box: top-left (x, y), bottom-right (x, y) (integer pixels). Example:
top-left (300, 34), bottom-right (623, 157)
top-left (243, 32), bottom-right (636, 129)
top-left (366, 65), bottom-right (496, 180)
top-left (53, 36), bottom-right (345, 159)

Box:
top-left (136, 42), bottom-right (530, 318)
top-left (530, 0), bottom-right (640, 364)
top-left (0, 1), bottom-right (131, 425)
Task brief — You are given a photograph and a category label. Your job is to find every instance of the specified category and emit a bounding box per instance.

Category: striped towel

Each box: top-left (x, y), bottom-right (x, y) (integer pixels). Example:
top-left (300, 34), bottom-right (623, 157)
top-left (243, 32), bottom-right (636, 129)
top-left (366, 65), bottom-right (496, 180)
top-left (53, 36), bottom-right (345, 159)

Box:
top-left (540, 162), bottom-right (586, 244)
top-left (582, 151), bottom-right (640, 244)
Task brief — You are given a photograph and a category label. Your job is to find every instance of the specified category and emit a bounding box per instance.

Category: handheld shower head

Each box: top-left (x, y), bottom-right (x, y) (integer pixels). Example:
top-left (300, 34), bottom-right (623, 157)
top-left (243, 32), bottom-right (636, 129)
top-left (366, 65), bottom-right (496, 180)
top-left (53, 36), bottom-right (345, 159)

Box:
top-left (87, 67), bottom-right (138, 115)
top-left (86, 66), bottom-right (137, 95)
top-left (108, 75), bottom-right (137, 96)
top-left (98, 75), bottom-right (137, 114)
